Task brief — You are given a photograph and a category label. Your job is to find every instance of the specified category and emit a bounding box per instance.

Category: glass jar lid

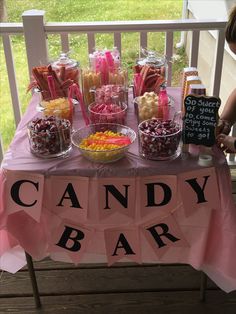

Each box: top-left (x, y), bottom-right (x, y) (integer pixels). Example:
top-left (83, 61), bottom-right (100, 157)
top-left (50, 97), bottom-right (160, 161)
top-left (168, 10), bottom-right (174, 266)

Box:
top-left (137, 49), bottom-right (166, 67)
top-left (51, 53), bottom-right (79, 70)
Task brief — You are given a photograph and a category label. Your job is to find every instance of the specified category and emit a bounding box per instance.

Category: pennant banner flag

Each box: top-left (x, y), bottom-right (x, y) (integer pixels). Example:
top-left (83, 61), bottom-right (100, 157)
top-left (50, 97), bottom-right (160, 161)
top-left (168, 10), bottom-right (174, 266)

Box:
top-left (178, 167), bottom-right (220, 217)
top-left (104, 227), bottom-right (141, 266)
top-left (6, 171), bottom-right (44, 222)
top-left (1, 167), bottom-right (222, 268)
top-left (50, 175), bottom-right (89, 221)
top-left (97, 177), bottom-right (136, 220)
top-left (49, 220), bottom-right (94, 264)
top-left (141, 214), bottom-right (189, 259)
top-left (139, 175), bottom-right (178, 219)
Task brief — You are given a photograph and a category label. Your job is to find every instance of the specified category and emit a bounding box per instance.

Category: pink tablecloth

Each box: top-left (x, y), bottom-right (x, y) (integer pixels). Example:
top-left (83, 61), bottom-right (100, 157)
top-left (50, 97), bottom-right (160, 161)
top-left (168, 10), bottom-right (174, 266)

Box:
top-left (0, 88), bottom-right (236, 292)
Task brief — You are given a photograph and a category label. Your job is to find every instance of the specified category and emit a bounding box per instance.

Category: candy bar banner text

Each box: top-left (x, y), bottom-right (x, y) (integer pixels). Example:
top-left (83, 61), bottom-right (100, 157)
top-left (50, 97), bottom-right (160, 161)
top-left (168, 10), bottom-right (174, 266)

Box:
top-left (5, 167), bottom-right (219, 223)
top-left (4, 167), bottom-right (220, 264)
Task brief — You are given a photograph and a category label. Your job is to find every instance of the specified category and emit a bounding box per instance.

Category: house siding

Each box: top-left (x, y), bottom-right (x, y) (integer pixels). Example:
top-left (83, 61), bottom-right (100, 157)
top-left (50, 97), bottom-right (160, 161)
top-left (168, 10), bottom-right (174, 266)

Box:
top-left (185, 11), bottom-right (236, 112)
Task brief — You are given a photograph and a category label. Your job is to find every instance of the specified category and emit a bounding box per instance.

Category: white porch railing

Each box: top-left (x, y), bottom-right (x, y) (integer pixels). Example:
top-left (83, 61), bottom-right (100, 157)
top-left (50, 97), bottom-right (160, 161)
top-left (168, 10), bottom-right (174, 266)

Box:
top-left (0, 9), bottom-right (233, 165)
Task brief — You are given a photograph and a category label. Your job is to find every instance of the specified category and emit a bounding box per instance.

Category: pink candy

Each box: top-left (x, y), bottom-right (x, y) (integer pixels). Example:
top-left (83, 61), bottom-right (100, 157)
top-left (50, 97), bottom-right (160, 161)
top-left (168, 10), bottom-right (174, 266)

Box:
top-left (88, 102), bottom-right (127, 124)
top-left (94, 85), bottom-right (126, 104)
top-left (139, 118), bottom-right (181, 160)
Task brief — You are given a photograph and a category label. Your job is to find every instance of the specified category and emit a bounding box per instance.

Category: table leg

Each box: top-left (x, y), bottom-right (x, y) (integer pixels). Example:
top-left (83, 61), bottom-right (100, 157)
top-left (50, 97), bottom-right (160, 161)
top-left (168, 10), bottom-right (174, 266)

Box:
top-left (200, 272), bottom-right (207, 302)
top-left (25, 252), bottom-right (41, 308)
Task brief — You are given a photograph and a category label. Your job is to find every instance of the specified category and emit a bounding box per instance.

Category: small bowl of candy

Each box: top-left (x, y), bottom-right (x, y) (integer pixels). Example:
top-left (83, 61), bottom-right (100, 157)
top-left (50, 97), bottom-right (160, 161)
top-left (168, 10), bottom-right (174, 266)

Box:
top-left (88, 102), bottom-right (127, 125)
top-left (37, 97), bottom-right (74, 123)
top-left (27, 115), bottom-right (72, 158)
top-left (138, 118), bottom-right (182, 161)
top-left (134, 92), bottom-right (175, 123)
top-left (72, 123), bottom-right (136, 163)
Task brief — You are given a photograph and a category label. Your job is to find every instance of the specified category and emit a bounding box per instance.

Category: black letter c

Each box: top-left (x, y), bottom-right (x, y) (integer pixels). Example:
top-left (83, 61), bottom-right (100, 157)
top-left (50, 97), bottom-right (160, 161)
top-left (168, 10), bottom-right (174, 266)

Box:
top-left (10, 180), bottom-right (39, 207)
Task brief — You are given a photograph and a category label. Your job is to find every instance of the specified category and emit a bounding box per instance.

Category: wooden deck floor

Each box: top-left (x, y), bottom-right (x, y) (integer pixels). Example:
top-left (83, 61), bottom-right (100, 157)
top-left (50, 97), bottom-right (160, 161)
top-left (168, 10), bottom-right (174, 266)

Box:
top-left (1, 174), bottom-right (236, 314)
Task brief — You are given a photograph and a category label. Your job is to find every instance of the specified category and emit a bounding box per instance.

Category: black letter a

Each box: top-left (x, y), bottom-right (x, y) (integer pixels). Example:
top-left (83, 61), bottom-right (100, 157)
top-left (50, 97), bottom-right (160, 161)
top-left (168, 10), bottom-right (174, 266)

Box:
top-left (57, 183), bottom-right (82, 208)
top-left (112, 233), bottom-right (135, 256)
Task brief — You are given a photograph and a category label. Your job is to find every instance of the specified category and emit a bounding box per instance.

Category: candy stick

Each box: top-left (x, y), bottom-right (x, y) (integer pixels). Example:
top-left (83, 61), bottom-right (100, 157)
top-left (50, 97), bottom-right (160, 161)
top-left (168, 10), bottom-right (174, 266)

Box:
top-left (105, 51), bottom-right (115, 73)
top-left (87, 137), bottom-right (131, 146)
top-left (59, 65), bottom-right (66, 81)
top-left (47, 75), bottom-right (57, 99)
top-left (139, 65), bottom-right (149, 95)
top-left (102, 57), bottom-right (109, 84)
top-left (134, 73), bottom-right (142, 97)
top-left (72, 83), bottom-right (90, 126)
top-left (48, 65), bottom-right (64, 93)
top-left (95, 58), bottom-right (101, 74)
top-left (68, 85), bottom-right (75, 121)
top-left (32, 67), bottom-right (49, 92)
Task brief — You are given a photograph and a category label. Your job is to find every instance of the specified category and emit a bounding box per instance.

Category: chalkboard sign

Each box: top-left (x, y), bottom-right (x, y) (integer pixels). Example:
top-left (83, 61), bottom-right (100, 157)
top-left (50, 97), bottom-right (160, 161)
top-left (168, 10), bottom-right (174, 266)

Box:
top-left (182, 95), bottom-right (221, 147)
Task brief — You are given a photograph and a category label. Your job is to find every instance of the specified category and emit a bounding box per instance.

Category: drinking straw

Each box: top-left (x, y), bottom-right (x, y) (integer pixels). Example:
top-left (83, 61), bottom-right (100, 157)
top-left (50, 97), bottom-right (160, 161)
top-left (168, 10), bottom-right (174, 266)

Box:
top-left (47, 75), bottom-right (57, 99)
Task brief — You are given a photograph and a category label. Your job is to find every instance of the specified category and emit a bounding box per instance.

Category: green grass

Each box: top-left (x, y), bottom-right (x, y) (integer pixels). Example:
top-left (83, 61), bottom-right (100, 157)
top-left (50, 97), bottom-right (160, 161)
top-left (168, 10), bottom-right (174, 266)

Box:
top-left (0, 0), bottom-right (186, 150)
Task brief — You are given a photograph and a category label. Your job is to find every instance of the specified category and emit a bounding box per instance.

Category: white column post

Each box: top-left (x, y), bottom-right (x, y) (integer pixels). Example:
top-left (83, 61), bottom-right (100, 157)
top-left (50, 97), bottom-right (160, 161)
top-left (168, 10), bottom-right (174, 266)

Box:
top-left (211, 29), bottom-right (225, 97)
top-left (22, 10), bottom-right (48, 79)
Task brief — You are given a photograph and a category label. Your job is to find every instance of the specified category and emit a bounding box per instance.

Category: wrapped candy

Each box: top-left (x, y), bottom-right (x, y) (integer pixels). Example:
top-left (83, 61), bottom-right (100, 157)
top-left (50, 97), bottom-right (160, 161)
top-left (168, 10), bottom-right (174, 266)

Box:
top-left (92, 84), bottom-right (127, 104)
top-left (28, 116), bottom-right (72, 158)
top-left (138, 118), bottom-right (182, 160)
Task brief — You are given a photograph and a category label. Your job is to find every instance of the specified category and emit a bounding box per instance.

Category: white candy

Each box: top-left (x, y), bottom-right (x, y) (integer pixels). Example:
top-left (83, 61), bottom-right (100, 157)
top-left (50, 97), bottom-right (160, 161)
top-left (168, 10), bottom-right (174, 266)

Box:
top-left (137, 92), bottom-right (159, 121)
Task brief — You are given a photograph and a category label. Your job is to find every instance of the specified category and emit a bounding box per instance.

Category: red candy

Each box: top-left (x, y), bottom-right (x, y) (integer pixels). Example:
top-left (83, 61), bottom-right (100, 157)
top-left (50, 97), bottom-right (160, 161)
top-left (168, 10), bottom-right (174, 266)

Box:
top-left (139, 118), bottom-right (181, 160)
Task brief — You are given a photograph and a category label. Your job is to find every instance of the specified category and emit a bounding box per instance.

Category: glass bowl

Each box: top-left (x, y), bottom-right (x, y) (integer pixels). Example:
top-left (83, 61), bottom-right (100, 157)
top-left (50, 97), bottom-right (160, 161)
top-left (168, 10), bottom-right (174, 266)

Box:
top-left (134, 94), bottom-right (175, 123)
top-left (27, 115), bottom-right (72, 158)
top-left (138, 118), bottom-right (182, 161)
top-left (88, 102), bottom-right (127, 125)
top-left (72, 123), bottom-right (136, 163)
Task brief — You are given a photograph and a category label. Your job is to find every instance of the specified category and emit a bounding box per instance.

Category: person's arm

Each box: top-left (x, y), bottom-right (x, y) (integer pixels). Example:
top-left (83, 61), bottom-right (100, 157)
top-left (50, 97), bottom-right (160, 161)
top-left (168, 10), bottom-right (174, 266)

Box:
top-left (220, 88), bottom-right (236, 123)
top-left (217, 88), bottom-right (236, 135)
top-left (217, 134), bottom-right (236, 153)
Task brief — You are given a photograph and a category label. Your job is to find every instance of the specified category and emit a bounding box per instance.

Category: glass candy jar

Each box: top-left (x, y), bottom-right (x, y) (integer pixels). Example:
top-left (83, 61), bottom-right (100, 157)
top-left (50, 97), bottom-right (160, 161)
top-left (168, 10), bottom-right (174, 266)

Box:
top-left (28, 115), bottom-right (72, 158)
top-left (51, 53), bottom-right (80, 85)
top-left (134, 49), bottom-right (167, 97)
top-left (138, 117), bottom-right (182, 161)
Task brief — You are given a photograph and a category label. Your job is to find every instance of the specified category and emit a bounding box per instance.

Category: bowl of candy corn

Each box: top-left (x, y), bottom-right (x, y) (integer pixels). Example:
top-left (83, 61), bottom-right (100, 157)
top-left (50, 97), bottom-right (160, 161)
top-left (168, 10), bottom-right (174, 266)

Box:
top-left (72, 123), bottom-right (136, 163)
